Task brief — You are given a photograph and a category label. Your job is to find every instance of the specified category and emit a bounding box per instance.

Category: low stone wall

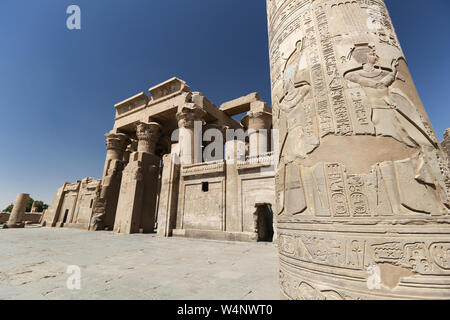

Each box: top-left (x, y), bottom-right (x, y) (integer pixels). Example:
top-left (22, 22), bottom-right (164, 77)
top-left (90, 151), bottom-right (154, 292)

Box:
top-left (0, 212), bottom-right (42, 224)
top-left (0, 212), bottom-right (9, 224)
top-left (24, 213), bottom-right (42, 224)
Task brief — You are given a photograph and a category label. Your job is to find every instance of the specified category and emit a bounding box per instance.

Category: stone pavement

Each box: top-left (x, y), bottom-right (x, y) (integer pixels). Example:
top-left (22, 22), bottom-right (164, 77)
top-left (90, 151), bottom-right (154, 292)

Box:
top-left (0, 226), bottom-right (279, 300)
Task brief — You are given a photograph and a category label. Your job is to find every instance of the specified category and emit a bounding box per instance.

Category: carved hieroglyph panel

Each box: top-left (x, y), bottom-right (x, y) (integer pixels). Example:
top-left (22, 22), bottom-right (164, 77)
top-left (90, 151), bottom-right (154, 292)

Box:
top-left (267, 0), bottom-right (450, 299)
top-left (183, 181), bottom-right (224, 231)
top-left (278, 229), bottom-right (450, 299)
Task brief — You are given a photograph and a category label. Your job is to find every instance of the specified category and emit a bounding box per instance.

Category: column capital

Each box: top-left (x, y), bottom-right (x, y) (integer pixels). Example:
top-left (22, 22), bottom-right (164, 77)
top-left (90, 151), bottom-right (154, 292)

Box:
top-left (176, 103), bottom-right (206, 129)
top-left (241, 111), bottom-right (272, 131)
top-left (105, 133), bottom-right (130, 152)
top-left (136, 122), bottom-right (162, 154)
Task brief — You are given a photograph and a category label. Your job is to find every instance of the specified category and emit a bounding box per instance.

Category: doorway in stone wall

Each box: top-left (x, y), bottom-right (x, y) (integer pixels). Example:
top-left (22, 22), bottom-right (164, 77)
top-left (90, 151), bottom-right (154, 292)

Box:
top-left (254, 203), bottom-right (274, 242)
top-left (63, 209), bottom-right (69, 224)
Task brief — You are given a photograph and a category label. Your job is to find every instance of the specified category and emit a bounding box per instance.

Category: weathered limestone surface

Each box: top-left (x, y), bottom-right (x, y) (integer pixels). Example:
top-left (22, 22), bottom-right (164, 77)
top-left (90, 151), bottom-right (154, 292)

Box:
top-left (156, 153), bottom-right (180, 237)
top-left (90, 133), bottom-right (130, 231)
top-left (0, 213), bottom-right (9, 224)
top-left (442, 129), bottom-right (450, 167)
top-left (41, 178), bottom-right (101, 229)
top-left (0, 228), bottom-right (278, 300)
top-left (4, 194), bottom-right (29, 228)
top-left (30, 202), bottom-right (38, 213)
top-left (219, 92), bottom-right (262, 116)
top-left (267, 0), bottom-right (450, 299)
top-left (114, 122), bottom-right (162, 234)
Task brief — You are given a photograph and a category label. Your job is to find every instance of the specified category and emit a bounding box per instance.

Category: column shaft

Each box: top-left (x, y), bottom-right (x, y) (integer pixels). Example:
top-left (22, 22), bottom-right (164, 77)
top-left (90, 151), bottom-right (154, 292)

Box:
top-left (114, 122), bottom-right (162, 234)
top-left (6, 193), bottom-right (30, 228)
top-left (267, 0), bottom-right (450, 299)
top-left (90, 133), bottom-right (129, 231)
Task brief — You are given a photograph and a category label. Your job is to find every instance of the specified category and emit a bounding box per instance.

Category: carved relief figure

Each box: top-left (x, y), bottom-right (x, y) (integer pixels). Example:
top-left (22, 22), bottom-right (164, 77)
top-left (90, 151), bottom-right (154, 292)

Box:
top-left (344, 44), bottom-right (436, 148)
top-left (279, 39), bottom-right (314, 163)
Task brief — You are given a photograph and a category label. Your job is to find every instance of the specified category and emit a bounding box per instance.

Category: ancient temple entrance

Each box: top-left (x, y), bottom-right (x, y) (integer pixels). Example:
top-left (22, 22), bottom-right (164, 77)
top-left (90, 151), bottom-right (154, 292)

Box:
top-left (254, 203), bottom-right (274, 242)
top-left (62, 209), bottom-right (69, 224)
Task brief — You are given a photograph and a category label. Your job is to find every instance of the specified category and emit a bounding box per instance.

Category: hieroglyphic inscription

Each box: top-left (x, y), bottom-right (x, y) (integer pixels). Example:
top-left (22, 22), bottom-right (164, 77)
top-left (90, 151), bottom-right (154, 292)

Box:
top-left (302, 10), bottom-right (334, 137)
top-left (325, 163), bottom-right (350, 217)
top-left (346, 175), bottom-right (370, 217)
top-left (430, 243), bottom-right (450, 270)
top-left (346, 88), bottom-right (375, 135)
top-left (268, 0), bottom-right (310, 46)
top-left (314, 5), bottom-right (353, 136)
top-left (279, 233), bottom-right (365, 270)
top-left (301, 101), bottom-right (316, 140)
top-left (367, 241), bottom-right (450, 275)
top-left (360, 0), bottom-right (400, 49)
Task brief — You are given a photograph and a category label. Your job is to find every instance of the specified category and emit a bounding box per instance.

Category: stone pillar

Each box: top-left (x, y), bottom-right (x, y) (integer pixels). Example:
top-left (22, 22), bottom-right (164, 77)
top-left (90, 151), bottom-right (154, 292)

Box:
top-left (267, 0), bottom-right (450, 299)
top-left (114, 122), bottom-right (162, 234)
top-left (41, 183), bottom-right (67, 227)
top-left (225, 139), bottom-right (246, 233)
top-left (176, 103), bottom-right (206, 165)
top-left (156, 153), bottom-right (180, 237)
top-left (242, 110), bottom-right (272, 158)
top-left (90, 133), bottom-right (129, 231)
top-left (5, 193), bottom-right (30, 228)
top-left (30, 201), bottom-right (38, 213)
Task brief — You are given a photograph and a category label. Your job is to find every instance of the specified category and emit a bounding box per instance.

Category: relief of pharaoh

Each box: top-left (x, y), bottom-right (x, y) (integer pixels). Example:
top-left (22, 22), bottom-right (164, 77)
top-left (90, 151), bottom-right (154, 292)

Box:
top-left (279, 39), bottom-right (318, 164)
top-left (344, 44), bottom-right (436, 149)
top-left (344, 44), bottom-right (449, 211)
top-left (276, 39), bottom-right (319, 217)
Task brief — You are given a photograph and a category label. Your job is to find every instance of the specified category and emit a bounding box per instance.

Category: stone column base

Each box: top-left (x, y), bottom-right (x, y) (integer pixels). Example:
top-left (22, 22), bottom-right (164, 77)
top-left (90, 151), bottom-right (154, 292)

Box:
top-left (3, 222), bottom-right (25, 229)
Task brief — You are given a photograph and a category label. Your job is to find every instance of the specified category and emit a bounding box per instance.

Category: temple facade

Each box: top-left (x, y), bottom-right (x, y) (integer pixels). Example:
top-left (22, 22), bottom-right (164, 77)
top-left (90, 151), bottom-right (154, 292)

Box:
top-left (42, 78), bottom-right (276, 242)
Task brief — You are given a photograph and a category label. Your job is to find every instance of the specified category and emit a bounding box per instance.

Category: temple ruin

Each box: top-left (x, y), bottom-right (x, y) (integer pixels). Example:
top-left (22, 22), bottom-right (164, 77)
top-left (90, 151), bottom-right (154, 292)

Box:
top-left (41, 78), bottom-right (277, 242)
top-left (32, 0), bottom-right (450, 299)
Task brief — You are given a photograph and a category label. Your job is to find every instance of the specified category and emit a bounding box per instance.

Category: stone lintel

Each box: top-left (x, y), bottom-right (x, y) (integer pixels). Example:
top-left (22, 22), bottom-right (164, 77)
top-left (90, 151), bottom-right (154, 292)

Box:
top-left (219, 92), bottom-right (262, 116)
top-left (114, 92), bottom-right (150, 118)
top-left (149, 77), bottom-right (191, 102)
top-left (192, 92), bottom-right (242, 130)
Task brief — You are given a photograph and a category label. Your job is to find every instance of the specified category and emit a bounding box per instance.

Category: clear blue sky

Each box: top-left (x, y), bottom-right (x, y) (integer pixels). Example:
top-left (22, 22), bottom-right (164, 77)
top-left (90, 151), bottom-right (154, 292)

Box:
top-left (0, 0), bottom-right (449, 209)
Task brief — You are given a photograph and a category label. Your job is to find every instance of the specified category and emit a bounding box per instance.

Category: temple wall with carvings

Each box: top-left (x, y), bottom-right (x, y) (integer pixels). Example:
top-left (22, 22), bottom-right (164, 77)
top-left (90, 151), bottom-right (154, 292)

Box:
top-left (173, 157), bottom-right (276, 242)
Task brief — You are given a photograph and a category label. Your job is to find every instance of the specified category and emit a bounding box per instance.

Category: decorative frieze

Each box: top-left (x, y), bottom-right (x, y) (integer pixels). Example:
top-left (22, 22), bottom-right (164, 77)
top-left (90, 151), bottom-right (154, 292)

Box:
top-left (181, 161), bottom-right (225, 177)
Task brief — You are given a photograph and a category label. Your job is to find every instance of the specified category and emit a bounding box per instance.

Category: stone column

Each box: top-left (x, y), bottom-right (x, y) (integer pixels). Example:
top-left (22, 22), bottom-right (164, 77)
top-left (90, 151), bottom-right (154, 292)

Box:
top-left (242, 110), bottom-right (272, 158)
top-left (176, 103), bottom-right (206, 165)
top-left (30, 201), bottom-right (38, 213)
top-left (90, 133), bottom-right (129, 231)
top-left (267, 0), bottom-right (450, 299)
top-left (5, 193), bottom-right (30, 228)
top-left (114, 122), bottom-right (162, 234)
